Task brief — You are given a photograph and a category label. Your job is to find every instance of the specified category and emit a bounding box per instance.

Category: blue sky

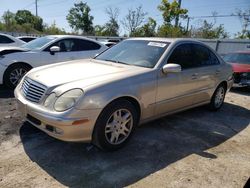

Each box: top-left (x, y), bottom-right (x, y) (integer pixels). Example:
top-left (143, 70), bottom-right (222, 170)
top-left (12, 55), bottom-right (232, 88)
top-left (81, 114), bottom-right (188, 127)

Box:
top-left (0, 0), bottom-right (249, 37)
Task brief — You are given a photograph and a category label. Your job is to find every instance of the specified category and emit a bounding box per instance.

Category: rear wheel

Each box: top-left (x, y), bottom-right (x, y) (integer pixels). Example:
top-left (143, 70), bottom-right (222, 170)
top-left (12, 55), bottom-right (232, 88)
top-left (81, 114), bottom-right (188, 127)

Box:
top-left (3, 64), bottom-right (31, 89)
top-left (93, 100), bottom-right (138, 151)
top-left (209, 84), bottom-right (226, 111)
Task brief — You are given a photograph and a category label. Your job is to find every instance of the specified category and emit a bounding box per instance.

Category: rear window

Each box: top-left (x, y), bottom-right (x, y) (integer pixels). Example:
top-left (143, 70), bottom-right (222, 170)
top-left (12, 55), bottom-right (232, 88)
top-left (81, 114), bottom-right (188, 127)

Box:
top-left (223, 53), bottom-right (250, 64)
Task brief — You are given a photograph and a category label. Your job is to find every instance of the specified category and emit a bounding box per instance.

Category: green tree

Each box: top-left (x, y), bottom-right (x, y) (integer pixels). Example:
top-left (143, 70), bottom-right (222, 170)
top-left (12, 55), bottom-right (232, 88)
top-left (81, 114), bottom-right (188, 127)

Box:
top-left (2, 10), bottom-right (16, 31)
top-left (44, 21), bottom-right (66, 35)
top-left (234, 9), bottom-right (250, 39)
top-left (66, 2), bottom-right (94, 35)
top-left (132, 17), bottom-right (157, 37)
top-left (158, 0), bottom-right (188, 26)
top-left (121, 6), bottom-right (147, 36)
top-left (192, 20), bottom-right (229, 39)
top-left (15, 10), bottom-right (43, 31)
top-left (157, 0), bottom-right (188, 37)
top-left (157, 24), bottom-right (185, 37)
top-left (94, 25), bottom-right (105, 36)
top-left (102, 7), bottom-right (120, 36)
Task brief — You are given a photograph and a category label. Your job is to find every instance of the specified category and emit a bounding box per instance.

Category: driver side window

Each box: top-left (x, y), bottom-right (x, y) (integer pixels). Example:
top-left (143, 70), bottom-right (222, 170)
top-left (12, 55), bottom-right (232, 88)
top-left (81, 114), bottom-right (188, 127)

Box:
top-left (44, 39), bottom-right (75, 52)
top-left (168, 43), bottom-right (195, 69)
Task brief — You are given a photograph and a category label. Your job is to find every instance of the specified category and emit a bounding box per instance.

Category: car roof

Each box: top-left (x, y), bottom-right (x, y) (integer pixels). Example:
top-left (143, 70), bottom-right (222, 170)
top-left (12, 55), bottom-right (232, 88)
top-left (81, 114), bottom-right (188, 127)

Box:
top-left (44, 35), bottom-right (105, 46)
top-left (17, 36), bottom-right (37, 38)
top-left (126, 37), bottom-right (201, 43)
top-left (0, 33), bottom-right (26, 43)
top-left (232, 51), bottom-right (250, 54)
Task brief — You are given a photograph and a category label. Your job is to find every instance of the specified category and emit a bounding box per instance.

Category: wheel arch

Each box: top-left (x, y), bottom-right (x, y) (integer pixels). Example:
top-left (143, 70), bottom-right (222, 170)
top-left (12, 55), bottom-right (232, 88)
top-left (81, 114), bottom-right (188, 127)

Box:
top-left (6, 62), bottom-right (33, 70)
top-left (3, 62), bottom-right (33, 87)
top-left (102, 96), bottom-right (141, 123)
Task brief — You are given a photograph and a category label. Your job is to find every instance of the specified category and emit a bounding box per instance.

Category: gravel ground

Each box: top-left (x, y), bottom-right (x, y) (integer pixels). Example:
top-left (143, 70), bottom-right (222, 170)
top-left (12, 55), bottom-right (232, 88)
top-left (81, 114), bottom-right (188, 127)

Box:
top-left (0, 85), bottom-right (249, 188)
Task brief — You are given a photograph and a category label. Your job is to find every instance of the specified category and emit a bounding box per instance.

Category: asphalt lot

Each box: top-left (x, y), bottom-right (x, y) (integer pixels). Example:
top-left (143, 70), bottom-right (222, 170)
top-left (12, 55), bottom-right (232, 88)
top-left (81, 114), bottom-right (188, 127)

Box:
top-left (0, 85), bottom-right (249, 188)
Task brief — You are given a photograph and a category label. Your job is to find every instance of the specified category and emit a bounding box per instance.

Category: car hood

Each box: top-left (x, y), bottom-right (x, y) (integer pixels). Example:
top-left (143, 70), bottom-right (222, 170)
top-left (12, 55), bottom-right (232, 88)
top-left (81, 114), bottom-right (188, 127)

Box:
top-left (0, 46), bottom-right (28, 56)
top-left (26, 59), bottom-right (149, 89)
top-left (228, 62), bottom-right (250, 73)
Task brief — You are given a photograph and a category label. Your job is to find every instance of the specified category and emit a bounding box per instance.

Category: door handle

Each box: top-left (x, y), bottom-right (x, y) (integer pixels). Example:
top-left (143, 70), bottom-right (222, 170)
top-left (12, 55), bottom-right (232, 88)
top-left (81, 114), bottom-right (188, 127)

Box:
top-left (215, 70), bottom-right (221, 75)
top-left (191, 73), bottom-right (198, 80)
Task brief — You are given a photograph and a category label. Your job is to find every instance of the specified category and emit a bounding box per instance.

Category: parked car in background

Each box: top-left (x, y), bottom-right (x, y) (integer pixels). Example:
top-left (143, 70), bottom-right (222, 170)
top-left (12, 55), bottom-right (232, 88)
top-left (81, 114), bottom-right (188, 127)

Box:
top-left (223, 51), bottom-right (250, 87)
top-left (100, 41), bottom-right (117, 47)
top-left (0, 33), bottom-right (26, 47)
top-left (0, 35), bottom-right (108, 88)
top-left (17, 36), bottom-right (37, 43)
top-left (15, 38), bottom-right (233, 151)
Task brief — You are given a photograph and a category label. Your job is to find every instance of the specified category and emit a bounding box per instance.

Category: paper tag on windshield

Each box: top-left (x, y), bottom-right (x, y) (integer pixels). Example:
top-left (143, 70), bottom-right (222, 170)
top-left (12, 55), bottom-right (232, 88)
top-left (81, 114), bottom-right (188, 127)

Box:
top-left (148, 42), bottom-right (167, 48)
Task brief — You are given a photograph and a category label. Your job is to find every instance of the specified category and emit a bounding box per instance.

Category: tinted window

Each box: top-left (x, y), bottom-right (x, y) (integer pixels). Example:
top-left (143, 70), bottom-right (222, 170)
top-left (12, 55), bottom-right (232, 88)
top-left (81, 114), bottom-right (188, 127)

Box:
top-left (168, 44), bottom-right (196, 69)
top-left (0, 35), bottom-right (14, 43)
top-left (96, 40), bottom-right (169, 68)
top-left (168, 43), bottom-right (219, 69)
top-left (23, 36), bottom-right (56, 50)
top-left (223, 53), bottom-right (250, 64)
top-left (19, 37), bottom-right (36, 42)
top-left (45, 39), bottom-right (75, 52)
top-left (192, 44), bottom-right (220, 66)
top-left (45, 39), bottom-right (101, 52)
top-left (75, 39), bottom-right (101, 51)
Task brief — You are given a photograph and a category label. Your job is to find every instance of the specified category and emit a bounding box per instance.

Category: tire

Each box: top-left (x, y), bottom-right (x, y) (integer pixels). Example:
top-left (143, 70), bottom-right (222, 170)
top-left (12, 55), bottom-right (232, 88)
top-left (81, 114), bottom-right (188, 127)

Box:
top-left (92, 99), bottom-right (139, 151)
top-left (209, 84), bottom-right (226, 111)
top-left (3, 64), bottom-right (31, 89)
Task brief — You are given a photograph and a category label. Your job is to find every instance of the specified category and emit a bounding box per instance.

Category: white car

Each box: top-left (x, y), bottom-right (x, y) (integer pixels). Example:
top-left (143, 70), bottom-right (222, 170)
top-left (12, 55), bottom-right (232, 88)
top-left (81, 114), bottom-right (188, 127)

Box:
top-left (0, 33), bottom-right (26, 47)
top-left (0, 35), bottom-right (108, 88)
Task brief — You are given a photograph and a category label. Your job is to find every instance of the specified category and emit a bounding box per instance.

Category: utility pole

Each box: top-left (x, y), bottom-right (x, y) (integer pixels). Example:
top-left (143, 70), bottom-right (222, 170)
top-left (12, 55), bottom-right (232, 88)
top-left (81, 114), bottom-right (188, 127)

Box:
top-left (35, 0), bottom-right (38, 16)
top-left (175, 0), bottom-right (182, 27)
top-left (186, 16), bottom-right (190, 32)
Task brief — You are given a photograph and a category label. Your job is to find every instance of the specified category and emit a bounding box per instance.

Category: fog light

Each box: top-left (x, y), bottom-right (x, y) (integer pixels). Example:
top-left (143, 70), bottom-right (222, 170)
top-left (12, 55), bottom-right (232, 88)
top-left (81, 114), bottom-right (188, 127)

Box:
top-left (55, 127), bottom-right (64, 134)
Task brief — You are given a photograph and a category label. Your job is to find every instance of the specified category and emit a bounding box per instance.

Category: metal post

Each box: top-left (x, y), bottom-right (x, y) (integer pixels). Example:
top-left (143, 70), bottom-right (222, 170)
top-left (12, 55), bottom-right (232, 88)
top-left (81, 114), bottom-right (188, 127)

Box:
top-left (35, 0), bottom-right (38, 16)
top-left (186, 17), bottom-right (190, 32)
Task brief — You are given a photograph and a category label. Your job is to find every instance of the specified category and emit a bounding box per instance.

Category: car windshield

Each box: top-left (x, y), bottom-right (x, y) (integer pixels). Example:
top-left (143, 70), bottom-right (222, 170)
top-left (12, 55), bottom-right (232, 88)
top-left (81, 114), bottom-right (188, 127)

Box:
top-left (95, 40), bottom-right (169, 68)
top-left (21, 36), bottom-right (57, 50)
top-left (223, 53), bottom-right (250, 64)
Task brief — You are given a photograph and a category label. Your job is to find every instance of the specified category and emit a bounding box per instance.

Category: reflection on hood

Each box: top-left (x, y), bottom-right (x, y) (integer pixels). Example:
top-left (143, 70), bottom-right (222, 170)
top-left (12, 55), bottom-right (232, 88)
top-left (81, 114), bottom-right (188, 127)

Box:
top-left (0, 47), bottom-right (28, 56)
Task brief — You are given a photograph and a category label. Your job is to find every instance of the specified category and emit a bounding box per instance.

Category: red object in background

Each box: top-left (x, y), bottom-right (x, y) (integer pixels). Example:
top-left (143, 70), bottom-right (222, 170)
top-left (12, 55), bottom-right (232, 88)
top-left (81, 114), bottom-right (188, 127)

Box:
top-left (229, 63), bottom-right (250, 73)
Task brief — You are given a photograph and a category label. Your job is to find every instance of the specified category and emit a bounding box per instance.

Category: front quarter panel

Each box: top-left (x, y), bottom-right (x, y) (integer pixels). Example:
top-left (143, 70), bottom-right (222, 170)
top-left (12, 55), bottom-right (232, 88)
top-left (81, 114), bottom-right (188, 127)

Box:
top-left (75, 70), bottom-right (157, 120)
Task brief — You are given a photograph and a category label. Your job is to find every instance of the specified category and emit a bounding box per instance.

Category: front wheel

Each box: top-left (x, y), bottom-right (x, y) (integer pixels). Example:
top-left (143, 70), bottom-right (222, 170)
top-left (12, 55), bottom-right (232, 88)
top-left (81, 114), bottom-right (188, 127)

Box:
top-left (93, 100), bottom-right (138, 151)
top-left (3, 64), bottom-right (31, 89)
top-left (209, 84), bottom-right (226, 111)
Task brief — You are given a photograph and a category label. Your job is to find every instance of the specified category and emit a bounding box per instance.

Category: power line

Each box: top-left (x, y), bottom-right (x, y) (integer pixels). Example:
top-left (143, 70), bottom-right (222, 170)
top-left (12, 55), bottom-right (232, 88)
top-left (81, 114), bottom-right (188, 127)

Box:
top-left (190, 14), bottom-right (250, 19)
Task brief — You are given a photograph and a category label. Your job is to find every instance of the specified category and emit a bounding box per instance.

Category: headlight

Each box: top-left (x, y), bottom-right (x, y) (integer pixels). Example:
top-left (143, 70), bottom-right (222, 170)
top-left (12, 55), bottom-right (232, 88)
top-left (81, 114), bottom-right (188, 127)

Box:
top-left (54, 89), bottom-right (83, 112)
top-left (44, 93), bottom-right (56, 107)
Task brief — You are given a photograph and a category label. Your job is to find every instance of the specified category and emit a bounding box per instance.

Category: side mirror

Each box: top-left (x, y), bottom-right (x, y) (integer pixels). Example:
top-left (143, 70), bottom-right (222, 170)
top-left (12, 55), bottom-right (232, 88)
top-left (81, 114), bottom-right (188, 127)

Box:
top-left (162, 64), bottom-right (181, 74)
top-left (50, 46), bottom-right (60, 55)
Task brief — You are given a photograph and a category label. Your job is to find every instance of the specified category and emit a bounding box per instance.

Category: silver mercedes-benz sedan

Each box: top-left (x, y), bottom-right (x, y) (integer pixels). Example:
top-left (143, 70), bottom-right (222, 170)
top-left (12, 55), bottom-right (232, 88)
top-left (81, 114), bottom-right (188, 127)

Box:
top-left (15, 38), bottom-right (233, 151)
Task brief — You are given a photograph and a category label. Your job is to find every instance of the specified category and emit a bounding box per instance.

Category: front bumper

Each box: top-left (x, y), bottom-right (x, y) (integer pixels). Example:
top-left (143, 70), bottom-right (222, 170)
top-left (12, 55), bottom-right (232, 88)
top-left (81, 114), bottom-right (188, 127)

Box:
top-left (15, 87), bottom-right (102, 142)
top-left (233, 72), bottom-right (250, 87)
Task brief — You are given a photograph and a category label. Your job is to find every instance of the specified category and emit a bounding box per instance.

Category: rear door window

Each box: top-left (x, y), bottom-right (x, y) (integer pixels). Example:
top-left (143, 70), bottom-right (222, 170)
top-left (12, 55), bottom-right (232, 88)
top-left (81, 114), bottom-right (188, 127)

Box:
top-left (192, 44), bottom-right (220, 66)
top-left (74, 39), bottom-right (101, 51)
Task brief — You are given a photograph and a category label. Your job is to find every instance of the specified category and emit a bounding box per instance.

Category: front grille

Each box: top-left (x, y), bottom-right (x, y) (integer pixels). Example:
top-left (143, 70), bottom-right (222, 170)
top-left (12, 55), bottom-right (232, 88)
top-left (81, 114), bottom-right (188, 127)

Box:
top-left (21, 78), bottom-right (47, 103)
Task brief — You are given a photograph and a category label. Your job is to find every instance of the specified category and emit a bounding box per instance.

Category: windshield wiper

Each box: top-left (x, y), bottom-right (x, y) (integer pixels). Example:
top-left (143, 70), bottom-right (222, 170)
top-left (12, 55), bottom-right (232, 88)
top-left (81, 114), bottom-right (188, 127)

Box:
top-left (103, 59), bottom-right (130, 65)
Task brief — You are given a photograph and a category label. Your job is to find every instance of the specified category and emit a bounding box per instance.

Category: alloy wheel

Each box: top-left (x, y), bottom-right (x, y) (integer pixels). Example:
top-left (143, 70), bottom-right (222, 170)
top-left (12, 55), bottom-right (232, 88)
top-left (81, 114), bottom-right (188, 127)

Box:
top-left (9, 68), bottom-right (27, 86)
top-left (104, 109), bottom-right (133, 145)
